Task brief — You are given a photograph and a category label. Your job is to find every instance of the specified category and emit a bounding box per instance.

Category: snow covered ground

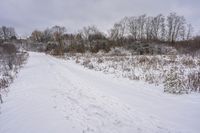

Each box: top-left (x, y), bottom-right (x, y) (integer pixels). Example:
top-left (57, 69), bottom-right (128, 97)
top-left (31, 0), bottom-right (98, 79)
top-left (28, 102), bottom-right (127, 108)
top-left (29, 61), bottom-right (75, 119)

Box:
top-left (0, 52), bottom-right (200, 133)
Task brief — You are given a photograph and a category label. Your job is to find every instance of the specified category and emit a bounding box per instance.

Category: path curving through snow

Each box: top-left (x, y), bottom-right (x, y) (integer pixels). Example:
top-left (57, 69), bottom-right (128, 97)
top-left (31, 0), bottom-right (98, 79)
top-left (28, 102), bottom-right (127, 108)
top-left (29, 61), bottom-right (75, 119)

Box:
top-left (0, 52), bottom-right (200, 133)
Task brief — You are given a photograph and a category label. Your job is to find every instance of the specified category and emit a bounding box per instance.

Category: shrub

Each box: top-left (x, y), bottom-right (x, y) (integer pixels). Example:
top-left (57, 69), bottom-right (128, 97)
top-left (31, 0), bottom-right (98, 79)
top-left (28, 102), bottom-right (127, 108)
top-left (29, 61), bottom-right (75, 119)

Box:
top-left (0, 43), bottom-right (17, 55)
top-left (97, 58), bottom-right (103, 63)
top-left (0, 51), bottom-right (28, 103)
top-left (164, 68), bottom-right (187, 94)
top-left (187, 72), bottom-right (200, 92)
top-left (181, 58), bottom-right (195, 67)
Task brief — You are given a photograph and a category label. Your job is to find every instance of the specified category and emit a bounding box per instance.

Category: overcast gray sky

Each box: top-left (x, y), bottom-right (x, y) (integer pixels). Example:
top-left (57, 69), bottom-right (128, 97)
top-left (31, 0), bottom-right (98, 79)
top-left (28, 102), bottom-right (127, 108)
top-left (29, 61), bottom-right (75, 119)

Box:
top-left (0, 0), bottom-right (199, 36)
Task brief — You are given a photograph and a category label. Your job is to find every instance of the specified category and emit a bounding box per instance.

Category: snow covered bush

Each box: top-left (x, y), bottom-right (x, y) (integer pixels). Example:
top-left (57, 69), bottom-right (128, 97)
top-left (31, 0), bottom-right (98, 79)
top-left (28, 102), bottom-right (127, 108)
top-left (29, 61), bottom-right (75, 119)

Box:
top-left (82, 59), bottom-right (94, 69)
top-left (0, 78), bottom-right (9, 90)
top-left (0, 44), bottom-right (29, 103)
top-left (82, 59), bottom-right (91, 67)
top-left (164, 68), bottom-right (187, 94)
top-left (187, 72), bottom-right (200, 92)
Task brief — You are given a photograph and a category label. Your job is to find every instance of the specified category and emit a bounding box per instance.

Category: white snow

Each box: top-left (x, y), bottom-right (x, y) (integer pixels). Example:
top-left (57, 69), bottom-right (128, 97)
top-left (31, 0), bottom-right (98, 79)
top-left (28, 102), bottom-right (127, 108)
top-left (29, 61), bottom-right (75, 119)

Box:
top-left (0, 52), bottom-right (200, 133)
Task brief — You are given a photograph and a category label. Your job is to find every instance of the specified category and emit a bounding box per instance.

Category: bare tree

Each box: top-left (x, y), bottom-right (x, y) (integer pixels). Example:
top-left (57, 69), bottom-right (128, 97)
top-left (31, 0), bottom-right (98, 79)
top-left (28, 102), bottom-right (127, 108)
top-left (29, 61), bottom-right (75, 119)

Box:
top-left (118, 17), bottom-right (129, 39)
top-left (31, 30), bottom-right (44, 42)
top-left (137, 15), bottom-right (146, 40)
top-left (1, 26), bottom-right (9, 40)
top-left (0, 26), bottom-right (16, 40)
top-left (51, 26), bottom-right (66, 55)
top-left (0, 94), bottom-right (3, 103)
top-left (109, 24), bottom-right (119, 41)
top-left (81, 25), bottom-right (100, 40)
top-left (80, 25), bottom-right (102, 49)
top-left (186, 24), bottom-right (193, 40)
top-left (145, 16), bottom-right (153, 41)
top-left (151, 14), bottom-right (165, 41)
top-left (109, 17), bottom-right (128, 42)
top-left (43, 28), bottom-right (52, 42)
top-left (0, 27), bottom-right (3, 41)
top-left (127, 16), bottom-right (139, 40)
top-left (167, 13), bottom-right (186, 43)
top-left (179, 24), bottom-right (186, 41)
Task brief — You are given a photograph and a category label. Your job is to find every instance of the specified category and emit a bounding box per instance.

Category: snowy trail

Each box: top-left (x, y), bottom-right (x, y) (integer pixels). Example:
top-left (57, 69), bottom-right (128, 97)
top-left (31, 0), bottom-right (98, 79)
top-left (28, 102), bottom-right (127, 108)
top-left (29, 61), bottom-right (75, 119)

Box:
top-left (0, 52), bottom-right (200, 133)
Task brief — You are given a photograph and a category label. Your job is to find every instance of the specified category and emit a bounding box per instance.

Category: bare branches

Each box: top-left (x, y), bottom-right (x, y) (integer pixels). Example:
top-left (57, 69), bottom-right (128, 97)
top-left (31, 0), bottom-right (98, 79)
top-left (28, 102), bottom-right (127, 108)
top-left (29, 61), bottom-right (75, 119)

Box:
top-left (167, 13), bottom-right (186, 43)
top-left (186, 24), bottom-right (193, 40)
top-left (110, 12), bottom-right (191, 43)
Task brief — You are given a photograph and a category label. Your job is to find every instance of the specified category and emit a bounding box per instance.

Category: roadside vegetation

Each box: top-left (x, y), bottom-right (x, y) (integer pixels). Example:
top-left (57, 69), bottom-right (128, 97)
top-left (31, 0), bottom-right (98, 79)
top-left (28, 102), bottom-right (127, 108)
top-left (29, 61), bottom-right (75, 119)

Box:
top-left (0, 27), bottom-right (29, 103)
top-left (70, 49), bottom-right (200, 94)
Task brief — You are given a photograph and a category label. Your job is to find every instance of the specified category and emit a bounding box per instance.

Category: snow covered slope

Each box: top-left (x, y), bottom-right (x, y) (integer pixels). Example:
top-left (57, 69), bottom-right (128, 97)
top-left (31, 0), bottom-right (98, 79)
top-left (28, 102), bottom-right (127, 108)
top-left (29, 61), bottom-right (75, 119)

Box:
top-left (0, 52), bottom-right (200, 133)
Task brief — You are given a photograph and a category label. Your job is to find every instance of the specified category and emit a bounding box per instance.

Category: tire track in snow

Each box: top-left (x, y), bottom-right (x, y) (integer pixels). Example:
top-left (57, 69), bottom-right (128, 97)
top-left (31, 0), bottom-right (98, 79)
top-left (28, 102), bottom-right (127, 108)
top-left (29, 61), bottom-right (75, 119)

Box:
top-left (45, 55), bottom-right (178, 133)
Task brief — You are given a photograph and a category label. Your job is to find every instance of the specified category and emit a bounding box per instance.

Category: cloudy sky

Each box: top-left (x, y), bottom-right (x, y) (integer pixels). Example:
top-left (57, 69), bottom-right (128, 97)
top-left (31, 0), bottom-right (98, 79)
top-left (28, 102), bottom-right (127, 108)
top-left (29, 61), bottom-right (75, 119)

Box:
top-left (0, 0), bottom-right (199, 36)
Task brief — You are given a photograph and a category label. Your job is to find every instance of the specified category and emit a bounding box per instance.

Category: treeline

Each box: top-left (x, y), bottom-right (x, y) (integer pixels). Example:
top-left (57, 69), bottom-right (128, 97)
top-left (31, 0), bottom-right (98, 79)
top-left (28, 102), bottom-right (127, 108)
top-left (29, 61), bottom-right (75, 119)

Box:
top-left (1, 12), bottom-right (199, 55)
top-left (110, 12), bottom-right (193, 43)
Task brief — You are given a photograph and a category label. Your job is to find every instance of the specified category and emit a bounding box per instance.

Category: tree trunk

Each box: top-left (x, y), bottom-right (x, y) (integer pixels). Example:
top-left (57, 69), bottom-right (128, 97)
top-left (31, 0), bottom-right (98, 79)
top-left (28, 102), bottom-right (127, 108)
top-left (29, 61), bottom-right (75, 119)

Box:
top-left (0, 94), bottom-right (3, 104)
